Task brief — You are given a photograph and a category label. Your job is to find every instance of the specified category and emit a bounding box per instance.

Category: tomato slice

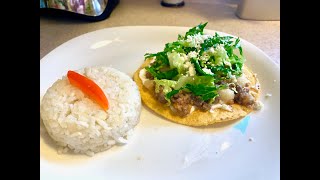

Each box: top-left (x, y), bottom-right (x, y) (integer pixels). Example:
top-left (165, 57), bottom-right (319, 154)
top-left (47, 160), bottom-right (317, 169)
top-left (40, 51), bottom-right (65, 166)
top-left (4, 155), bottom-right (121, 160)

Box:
top-left (67, 70), bottom-right (109, 111)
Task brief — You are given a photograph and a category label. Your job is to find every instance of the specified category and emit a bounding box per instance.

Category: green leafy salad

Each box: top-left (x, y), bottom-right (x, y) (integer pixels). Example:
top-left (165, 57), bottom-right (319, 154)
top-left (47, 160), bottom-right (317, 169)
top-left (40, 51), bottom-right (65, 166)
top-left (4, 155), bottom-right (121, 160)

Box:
top-left (138, 23), bottom-right (260, 117)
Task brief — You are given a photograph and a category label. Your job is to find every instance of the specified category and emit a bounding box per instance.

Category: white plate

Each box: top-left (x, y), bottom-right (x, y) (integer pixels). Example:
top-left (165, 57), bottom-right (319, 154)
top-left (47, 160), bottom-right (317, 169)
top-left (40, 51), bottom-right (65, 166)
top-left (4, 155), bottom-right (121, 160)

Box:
top-left (40, 26), bottom-right (280, 180)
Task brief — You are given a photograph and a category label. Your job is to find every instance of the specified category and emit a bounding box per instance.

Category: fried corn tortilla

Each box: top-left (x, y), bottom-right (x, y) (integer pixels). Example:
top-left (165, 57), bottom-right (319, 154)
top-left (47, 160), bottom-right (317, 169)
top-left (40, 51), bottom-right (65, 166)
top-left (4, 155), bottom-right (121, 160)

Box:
top-left (133, 58), bottom-right (261, 127)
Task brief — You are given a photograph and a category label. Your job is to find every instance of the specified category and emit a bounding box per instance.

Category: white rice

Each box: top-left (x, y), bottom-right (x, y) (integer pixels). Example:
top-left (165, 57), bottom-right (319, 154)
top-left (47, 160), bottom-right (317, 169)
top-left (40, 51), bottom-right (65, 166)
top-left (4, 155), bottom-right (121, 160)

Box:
top-left (40, 67), bottom-right (141, 156)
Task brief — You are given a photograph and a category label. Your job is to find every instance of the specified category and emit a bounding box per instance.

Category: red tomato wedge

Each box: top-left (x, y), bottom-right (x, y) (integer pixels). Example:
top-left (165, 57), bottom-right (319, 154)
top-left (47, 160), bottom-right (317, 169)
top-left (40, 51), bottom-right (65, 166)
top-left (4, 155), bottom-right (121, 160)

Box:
top-left (67, 70), bottom-right (109, 111)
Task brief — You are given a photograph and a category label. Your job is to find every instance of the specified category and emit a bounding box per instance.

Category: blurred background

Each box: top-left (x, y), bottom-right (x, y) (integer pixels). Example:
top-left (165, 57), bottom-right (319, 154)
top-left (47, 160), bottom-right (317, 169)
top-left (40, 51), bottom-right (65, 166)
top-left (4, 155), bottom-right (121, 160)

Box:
top-left (40, 0), bottom-right (280, 64)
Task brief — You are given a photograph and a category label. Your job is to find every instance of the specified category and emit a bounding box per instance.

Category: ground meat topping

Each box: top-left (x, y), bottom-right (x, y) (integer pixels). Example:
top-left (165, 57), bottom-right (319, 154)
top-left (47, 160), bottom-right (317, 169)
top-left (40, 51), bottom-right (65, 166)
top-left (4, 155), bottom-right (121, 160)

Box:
top-left (154, 86), bottom-right (168, 104)
top-left (145, 71), bottom-right (154, 80)
top-left (191, 95), bottom-right (212, 111)
top-left (169, 91), bottom-right (213, 116)
top-left (152, 83), bottom-right (257, 116)
top-left (234, 85), bottom-right (255, 106)
top-left (171, 91), bottom-right (193, 117)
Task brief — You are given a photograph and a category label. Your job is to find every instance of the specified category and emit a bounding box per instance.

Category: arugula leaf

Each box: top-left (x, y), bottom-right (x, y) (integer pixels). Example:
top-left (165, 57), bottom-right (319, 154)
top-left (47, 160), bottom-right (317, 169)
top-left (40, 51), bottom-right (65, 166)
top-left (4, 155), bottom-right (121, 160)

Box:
top-left (164, 41), bottom-right (185, 53)
top-left (166, 81), bottom-right (226, 101)
top-left (145, 67), bottom-right (178, 80)
top-left (184, 22), bottom-right (208, 38)
top-left (185, 84), bottom-right (218, 101)
top-left (183, 46), bottom-right (197, 54)
top-left (233, 38), bottom-right (243, 56)
top-left (144, 51), bottom-right (169, 66)
top-left (165, 89), bottom-right (180, 100)
top-left (191, 59), bottom-right (214, 76)
top-left (178, 34), bottom-right (184, 40)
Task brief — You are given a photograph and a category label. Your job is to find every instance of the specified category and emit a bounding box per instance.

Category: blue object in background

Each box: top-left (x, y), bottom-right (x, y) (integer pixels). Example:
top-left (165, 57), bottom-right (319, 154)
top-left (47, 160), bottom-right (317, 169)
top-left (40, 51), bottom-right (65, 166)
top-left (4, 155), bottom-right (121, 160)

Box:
top-left (40, 0), bottom-right (46, 8)
top-left (234, 116), bottom-right (250, 134)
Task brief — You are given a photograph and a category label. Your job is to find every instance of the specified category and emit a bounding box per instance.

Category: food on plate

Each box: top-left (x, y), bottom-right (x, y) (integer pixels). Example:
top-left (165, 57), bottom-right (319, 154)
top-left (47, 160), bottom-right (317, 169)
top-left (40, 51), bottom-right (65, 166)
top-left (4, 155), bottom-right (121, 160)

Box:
top-left (133, 22), bottom-right (262, 126)
top-left (40, 67), bottom-right (141, 156)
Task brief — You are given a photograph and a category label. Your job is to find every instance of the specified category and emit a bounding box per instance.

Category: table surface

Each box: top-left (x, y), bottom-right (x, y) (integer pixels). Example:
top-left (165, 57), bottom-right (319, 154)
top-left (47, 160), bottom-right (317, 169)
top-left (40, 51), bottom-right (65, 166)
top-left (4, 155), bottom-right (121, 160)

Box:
top-left (40, 0), bottom-right (280, 65)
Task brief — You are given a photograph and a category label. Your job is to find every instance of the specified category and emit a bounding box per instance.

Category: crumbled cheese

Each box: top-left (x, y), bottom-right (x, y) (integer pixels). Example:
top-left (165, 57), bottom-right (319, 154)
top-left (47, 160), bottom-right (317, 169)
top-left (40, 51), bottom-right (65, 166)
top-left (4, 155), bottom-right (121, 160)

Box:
top-left (184, 61), bottom-right (196, 76)
top-left (188, 64), bottom-right (196, 76)
top-left (265, 93), bottom-right (272, 98)
top-left (208, 47), bottom-right (215, 54)
top-left (184, 61), bottom-right (192, 69)
top-left (186, 33), bottom-right (212, 49)
top-left (202, 68), bottom-right (213, 75)
top-left (188, 51), bottom-right (198, 59)
top-left (181, 53), bottom-right (188, 61)
top-left (202, 54), bottom-right (211, 61)
top-left (224, 61), bottom-right (231, 67)
top-left (216, 44), bottom-right (227, 55)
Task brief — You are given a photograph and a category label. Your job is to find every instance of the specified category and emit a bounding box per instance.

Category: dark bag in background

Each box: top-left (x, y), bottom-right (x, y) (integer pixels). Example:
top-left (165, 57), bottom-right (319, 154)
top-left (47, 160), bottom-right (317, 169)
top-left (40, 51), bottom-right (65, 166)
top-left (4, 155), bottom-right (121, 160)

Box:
top-left (40, 0), bottom-right (119, 21)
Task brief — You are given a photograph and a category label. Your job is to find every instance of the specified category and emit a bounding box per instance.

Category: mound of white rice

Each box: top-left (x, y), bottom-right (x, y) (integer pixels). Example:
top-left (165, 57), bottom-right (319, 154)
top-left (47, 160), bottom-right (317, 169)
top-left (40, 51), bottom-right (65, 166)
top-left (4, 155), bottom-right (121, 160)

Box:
top-left (40, 67), bottom-right (141, 156)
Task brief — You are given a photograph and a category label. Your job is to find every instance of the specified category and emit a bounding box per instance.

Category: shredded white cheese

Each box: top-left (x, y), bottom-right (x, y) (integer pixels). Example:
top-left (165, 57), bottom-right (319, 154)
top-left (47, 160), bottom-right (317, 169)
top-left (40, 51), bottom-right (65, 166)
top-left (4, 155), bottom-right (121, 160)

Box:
top-left (210, 103), bottom-right (232, 113)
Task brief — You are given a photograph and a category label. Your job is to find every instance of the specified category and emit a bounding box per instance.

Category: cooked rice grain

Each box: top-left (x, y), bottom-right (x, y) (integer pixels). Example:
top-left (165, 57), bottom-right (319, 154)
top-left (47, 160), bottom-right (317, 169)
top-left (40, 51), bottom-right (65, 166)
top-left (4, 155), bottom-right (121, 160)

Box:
top-left (40, 67), bottom-right (141, 156)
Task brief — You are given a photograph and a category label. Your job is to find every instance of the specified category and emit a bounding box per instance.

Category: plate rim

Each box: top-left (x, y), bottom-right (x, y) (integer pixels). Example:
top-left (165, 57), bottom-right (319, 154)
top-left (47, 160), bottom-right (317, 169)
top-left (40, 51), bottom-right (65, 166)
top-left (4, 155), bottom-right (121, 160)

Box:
top-left (40, 25), bottom-right (279, 179)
